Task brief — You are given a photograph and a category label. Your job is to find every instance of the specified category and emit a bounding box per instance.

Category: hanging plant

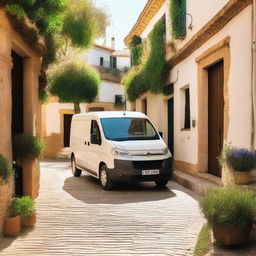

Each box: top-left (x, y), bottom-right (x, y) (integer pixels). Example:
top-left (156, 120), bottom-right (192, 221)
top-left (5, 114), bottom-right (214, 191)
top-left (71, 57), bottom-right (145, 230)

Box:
top-left (0, 154), bottom-right (14, 185)
top-left (12, 134), bottom-right (45, 163)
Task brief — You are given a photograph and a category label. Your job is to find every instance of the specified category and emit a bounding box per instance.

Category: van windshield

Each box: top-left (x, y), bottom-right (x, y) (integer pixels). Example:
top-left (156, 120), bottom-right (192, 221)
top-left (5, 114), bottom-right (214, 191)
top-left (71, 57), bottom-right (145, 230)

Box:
top-left (100, 118), bottom-right (159, 141)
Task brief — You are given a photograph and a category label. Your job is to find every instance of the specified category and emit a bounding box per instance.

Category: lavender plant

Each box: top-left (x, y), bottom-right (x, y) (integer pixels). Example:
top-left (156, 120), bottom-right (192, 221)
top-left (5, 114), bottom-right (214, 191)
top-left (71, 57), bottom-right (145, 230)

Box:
top-left (224, 147), bottom-right (256, 172)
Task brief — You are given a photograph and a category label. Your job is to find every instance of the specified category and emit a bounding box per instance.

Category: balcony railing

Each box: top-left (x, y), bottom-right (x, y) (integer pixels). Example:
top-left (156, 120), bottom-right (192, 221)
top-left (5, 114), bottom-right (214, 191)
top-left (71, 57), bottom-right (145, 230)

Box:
top-left (94, 65), bottom-right (128, 83)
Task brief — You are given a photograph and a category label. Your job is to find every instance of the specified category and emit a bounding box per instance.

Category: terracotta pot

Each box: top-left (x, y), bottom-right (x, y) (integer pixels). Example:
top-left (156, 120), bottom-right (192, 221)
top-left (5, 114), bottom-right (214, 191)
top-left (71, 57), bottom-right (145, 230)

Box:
top-left (4, 215), bottom-right (21, 236)
top-left (212, 225), bottom-right (252, 246)
top-left (22, 214), bottom-right (37, 227)
top-left (234, 171), bottom-right (251, 185)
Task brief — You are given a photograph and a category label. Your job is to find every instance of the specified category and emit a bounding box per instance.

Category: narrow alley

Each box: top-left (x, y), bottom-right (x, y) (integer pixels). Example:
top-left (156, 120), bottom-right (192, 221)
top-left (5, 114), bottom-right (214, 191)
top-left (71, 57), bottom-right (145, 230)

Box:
top-left (1, 159), bottom-right (204, 256)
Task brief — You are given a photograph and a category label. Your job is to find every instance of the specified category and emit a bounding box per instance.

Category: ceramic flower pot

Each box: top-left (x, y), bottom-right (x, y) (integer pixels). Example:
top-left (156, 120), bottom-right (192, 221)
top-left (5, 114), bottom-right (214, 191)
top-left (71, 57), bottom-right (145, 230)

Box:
top-left (4, 215), bottom-right (21, 236)
top-left (212, 224), bottom-right (252, 246)
top-left (22, 214), bottom-right (37, 227)
top-left (234, 171), bottom-right (251, 185)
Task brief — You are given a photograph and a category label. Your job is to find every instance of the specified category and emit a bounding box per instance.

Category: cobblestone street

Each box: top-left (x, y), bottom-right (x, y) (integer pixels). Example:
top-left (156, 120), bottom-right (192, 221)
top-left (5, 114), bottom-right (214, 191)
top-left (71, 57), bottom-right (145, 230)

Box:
top-left (0, 159), bottom-right (205, 255)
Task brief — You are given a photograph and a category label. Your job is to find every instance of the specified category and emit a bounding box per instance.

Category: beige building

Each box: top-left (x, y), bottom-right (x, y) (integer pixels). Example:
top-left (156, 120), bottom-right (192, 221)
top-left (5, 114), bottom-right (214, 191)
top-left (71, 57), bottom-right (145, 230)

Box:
top-left (42, 43), bottom-right (130, 158)
top-left (0, 10), bottom-right (43, 233)
top-left (125, 0), bottom-right (255, 185)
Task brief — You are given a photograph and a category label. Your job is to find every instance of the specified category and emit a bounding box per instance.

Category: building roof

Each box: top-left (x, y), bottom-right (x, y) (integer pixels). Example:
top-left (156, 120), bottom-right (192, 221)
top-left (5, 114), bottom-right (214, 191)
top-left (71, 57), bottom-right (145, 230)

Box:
top-left (113, 49), bottom-right (130, 57)
top-left (93, 43), bottom-right (115, 53)
top-left (124, 0), bottom-right (166, 46)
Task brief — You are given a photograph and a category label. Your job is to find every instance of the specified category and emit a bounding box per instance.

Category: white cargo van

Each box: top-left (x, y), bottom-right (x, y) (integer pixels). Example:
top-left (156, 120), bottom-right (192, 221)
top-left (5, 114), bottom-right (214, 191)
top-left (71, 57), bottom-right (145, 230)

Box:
top-left (70, 111), bottom-right (172, 189)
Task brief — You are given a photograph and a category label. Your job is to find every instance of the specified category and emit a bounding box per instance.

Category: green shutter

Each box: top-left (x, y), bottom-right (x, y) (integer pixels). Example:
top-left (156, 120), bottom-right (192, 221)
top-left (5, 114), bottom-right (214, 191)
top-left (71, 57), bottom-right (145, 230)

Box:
top-left (180, 0), bottom-right (186, 37)
top-left (113, 57), bottom-right (117, 69)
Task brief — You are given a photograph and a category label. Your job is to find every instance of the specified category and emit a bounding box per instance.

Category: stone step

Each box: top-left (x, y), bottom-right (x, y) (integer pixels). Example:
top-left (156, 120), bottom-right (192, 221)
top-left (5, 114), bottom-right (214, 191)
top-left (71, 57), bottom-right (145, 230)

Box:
top-left (173, 170), bottom-right (221, 196)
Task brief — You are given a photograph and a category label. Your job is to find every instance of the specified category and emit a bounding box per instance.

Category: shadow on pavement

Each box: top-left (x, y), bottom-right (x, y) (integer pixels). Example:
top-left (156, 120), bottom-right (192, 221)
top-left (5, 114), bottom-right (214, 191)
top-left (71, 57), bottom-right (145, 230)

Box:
top-left (63, 174), bottom-right (176, 204)
top-left (0, 227), bottom-right (34, 252)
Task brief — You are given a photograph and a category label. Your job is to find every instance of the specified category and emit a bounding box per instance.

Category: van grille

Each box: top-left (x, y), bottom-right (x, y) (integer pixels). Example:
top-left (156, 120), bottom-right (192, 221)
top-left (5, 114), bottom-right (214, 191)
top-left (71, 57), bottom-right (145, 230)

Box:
top-left (133, 160), bottom-right (163, 170)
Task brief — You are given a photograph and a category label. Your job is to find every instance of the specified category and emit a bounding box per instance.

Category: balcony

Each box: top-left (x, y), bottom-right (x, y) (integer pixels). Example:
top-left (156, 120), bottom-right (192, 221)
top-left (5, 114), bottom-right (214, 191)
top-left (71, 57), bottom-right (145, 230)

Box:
top-left (93, 61), bottom-right (128, 83)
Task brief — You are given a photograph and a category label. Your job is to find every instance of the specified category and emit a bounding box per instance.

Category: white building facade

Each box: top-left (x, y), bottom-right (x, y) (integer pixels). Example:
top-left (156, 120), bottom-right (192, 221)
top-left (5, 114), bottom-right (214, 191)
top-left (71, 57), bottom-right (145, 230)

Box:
top-left (125, 0), bottom-right (255, 184)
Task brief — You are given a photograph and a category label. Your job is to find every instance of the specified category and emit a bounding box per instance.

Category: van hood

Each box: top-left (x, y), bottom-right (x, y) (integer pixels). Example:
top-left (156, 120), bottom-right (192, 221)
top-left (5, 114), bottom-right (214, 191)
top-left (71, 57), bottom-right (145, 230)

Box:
top-left (111, 139), bottom-right (167, 153)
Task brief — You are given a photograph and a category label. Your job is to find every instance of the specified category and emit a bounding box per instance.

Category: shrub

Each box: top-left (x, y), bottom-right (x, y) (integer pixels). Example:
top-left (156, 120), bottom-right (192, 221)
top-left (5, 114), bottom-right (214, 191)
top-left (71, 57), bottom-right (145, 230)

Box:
top-left (8, 198), bottom-right (22, 217)
top-left (0, 154), bottom-right (14, 184)
top-left (13, 134), bottom-right (45, 162)
top-left (16, 196), bottom-right (36, 217)
top-left (200, 186), bottom-right (256, 227)
top-left (219, 145), bottom-right (256, 172)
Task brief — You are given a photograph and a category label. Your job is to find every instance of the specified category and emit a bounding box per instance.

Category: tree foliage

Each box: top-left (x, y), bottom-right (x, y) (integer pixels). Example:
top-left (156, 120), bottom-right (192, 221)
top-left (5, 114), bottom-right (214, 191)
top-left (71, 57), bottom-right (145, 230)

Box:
top-left (49, 62), bottom-right (100, 112)
top-left (2, 0), bottom-right (109, 66)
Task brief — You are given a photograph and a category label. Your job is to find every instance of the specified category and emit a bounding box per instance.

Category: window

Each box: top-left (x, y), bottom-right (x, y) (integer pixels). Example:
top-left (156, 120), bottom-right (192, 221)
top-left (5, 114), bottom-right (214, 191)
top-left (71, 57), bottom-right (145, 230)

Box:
top-left (115, 95), bottom-right (126, 107)
top-left (100, 57), bottom-right (104, 66)
top-left (183, 87), bottom-right (190, 129)
top-left (100, 118), bottom-right (159, 141)
top-left (110, 56), bottom-right (117, 69)
top-left (90, 120), bottom-right (101, 144)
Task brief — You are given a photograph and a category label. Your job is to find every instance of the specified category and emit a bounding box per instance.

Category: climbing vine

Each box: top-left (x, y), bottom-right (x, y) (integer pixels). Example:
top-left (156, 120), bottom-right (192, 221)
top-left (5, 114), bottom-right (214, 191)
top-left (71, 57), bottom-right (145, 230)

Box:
top-left (122, 18), bottom-right (168, 102)
top-left (130, 35), bottom-right (144, 66)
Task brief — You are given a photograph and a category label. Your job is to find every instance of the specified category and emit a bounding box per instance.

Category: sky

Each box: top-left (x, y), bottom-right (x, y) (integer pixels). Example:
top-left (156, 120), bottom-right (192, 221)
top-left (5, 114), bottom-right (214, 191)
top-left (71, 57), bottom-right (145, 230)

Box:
top-left (93, 0), bottom-right (148, 50)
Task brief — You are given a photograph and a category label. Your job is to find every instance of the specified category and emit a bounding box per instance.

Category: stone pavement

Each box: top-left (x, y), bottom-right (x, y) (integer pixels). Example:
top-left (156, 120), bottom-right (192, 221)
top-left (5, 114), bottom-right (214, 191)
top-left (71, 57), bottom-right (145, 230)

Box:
top-left (0, 159), bottom-right (205, 256)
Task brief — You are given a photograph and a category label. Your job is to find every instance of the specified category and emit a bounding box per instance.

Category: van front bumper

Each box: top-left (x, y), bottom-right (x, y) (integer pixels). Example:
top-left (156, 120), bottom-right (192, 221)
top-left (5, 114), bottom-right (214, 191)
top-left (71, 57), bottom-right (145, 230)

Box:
top-left (107, 157), bottom-right (172, 183)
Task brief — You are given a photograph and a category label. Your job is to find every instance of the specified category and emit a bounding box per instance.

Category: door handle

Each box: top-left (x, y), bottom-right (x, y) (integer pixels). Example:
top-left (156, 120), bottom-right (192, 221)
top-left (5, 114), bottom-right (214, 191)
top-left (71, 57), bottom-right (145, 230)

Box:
top-left (84, 141), bottom-right (87, 145)
top-left (88, 142), bottom-right (90, 146)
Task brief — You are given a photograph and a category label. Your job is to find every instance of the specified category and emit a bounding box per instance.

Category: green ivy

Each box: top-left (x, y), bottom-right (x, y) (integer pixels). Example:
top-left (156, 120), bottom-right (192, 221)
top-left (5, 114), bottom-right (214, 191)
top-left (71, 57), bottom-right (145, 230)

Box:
top-left (130, 35), bottom-right (144, 66)
top-left (123, 19), bottom-right (168, 101)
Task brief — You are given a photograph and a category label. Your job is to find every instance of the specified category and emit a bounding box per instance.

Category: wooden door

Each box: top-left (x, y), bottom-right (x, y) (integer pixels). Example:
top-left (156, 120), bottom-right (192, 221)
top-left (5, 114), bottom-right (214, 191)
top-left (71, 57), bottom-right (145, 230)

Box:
top-left (168, 98), bottom-right (174, 155)
top-left (64, 114), bottom-right (73, 147)
top-left (208, 61), bottom-right (224, 177)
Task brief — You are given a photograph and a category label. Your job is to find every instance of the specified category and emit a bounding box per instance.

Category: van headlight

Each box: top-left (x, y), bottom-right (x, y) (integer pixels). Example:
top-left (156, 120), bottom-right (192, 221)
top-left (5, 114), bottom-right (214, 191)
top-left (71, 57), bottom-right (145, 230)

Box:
top-left (111, 148), bottom-right (132, 158)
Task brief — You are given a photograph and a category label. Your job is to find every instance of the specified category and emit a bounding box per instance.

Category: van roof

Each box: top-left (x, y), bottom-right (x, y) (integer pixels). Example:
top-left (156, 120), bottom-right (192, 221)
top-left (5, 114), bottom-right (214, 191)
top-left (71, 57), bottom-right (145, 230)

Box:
top-left (73, 111), bottom-right (147, 119)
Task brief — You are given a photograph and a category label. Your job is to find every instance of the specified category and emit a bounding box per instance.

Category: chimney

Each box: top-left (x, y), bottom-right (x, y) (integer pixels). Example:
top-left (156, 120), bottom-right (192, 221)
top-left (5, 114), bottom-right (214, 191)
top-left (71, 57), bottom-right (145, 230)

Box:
top-left (111, 37), bottom-right (115, 49)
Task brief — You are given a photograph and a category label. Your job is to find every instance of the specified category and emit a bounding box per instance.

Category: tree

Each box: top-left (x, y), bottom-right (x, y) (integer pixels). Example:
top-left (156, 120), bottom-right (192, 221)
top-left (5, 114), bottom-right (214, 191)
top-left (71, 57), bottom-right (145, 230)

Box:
top-left (49, 62), bottom-right (100, 113)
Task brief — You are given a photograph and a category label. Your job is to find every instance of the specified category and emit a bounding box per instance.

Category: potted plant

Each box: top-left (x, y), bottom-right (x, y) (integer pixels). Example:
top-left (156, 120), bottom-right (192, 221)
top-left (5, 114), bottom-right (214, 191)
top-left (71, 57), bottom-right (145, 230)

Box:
top-left (219, 145), bottom-right (256, 185)
top-left (0, 154), bottom-right (14, 185)
top-left (12, 133), bottom-right (45, 163)
top-left (4, 198), bottom-right (22, 236)
top-left (18, 196), bottom-right (37, 227)
top-left (200, 186), bottom-right (256, 246)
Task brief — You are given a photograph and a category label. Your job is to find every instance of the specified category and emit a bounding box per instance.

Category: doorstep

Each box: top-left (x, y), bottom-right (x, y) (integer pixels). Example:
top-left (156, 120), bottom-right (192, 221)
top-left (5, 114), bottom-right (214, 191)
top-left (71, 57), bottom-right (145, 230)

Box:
top-left (173, 170), bottom-right (221, 196)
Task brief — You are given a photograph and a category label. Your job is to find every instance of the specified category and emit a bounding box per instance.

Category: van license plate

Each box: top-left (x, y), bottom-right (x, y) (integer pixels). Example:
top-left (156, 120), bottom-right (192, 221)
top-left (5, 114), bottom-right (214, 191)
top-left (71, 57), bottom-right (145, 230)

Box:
top-left (142, 169), bottom-right (159, 175)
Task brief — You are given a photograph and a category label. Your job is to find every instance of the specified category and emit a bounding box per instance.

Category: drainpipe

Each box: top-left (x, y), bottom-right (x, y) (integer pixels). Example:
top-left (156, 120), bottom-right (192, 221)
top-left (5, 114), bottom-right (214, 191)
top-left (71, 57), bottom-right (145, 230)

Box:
top-left (252, 0), bottom-right (256, 150)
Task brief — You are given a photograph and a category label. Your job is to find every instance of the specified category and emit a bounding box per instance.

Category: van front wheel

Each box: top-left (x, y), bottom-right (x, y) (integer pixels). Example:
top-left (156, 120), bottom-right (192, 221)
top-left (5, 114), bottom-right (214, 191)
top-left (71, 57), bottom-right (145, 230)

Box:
top-left (100, 165), bottom-right (112, 190)
top-left (71, 156), bottom-right (82, 177)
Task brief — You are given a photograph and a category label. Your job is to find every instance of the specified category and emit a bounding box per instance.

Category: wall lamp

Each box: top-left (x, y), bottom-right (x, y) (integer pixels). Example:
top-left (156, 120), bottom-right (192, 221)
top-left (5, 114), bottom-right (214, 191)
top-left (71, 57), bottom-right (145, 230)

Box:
top-left (186, 13), bottom-right (193, 30)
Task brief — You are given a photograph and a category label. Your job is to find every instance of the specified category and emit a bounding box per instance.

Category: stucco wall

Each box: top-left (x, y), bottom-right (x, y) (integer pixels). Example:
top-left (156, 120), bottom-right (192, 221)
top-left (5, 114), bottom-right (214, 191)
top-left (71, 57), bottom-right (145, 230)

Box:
top-left (85, 48), bottom-right (111, 67)
top-left (99, 81), bottom-right (125, 102)
top-left (177, 0), bottom-right (229, 50)
top-left (128, 4), bottom-right (252, 176)
top-left (116, 56), bottom-right (130, 70)
top-left (171, 5), bottom-right (252, 167)
top-left (0, 10), bottom-right (42, 233)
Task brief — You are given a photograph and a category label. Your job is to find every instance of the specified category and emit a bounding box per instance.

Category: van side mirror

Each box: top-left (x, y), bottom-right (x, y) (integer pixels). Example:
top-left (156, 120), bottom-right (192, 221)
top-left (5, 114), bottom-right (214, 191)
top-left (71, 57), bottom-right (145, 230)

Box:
top-left (91, 134), bottom-right (101, 145)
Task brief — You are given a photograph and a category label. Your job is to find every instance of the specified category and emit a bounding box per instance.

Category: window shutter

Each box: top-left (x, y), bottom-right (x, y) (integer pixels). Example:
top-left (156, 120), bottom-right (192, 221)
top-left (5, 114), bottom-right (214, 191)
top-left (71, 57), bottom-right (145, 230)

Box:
top-left (180, 0), bottom-right (186, 37)
top-left (110, 56), bottom-right (113, 68)
top-left (113, 57), bottom-right (117, 69)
